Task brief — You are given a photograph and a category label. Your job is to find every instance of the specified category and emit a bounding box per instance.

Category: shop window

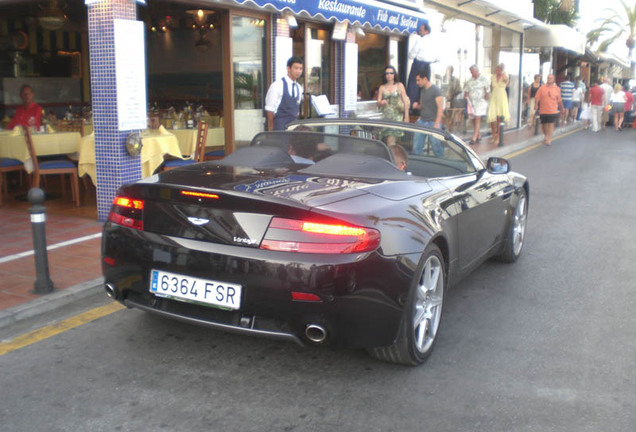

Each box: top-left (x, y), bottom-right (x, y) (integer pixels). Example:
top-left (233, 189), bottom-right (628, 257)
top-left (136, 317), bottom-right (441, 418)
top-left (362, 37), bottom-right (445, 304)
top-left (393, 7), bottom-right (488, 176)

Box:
top-left (232, 15), bottom-right (266, 142)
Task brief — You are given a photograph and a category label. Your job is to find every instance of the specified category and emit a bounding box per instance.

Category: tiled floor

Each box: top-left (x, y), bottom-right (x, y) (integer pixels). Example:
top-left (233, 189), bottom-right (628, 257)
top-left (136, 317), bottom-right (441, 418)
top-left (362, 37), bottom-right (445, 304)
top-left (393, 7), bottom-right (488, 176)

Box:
top-left (0, 180), bottom-right (103, 312)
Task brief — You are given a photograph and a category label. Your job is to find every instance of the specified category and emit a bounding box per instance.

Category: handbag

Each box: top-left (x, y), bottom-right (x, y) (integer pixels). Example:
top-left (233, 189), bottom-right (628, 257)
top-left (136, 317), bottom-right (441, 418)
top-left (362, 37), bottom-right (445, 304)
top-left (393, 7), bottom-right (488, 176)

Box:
top-left (466, 98), bottom-right (474, 116)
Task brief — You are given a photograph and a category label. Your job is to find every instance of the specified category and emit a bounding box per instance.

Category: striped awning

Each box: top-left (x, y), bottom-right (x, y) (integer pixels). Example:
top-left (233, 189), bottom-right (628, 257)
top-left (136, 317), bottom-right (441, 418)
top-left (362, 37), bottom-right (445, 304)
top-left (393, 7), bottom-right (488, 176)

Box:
top-left (234, 0), bottom-right (427, 34)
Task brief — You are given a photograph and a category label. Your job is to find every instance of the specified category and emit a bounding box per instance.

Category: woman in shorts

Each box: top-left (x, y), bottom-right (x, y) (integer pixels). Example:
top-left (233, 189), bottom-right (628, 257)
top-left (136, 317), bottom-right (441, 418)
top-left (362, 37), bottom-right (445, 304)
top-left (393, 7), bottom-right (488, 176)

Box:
top-left (534, 73), bottom-right (564, 146)
top-left (609, 83), bottom-right (626, 131)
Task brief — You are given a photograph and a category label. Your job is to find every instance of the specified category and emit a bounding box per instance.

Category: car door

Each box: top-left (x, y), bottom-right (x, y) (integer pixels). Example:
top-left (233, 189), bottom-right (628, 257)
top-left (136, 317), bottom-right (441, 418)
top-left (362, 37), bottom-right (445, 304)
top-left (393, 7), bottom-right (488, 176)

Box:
top-left (439, 168), bottom-right (509, 270)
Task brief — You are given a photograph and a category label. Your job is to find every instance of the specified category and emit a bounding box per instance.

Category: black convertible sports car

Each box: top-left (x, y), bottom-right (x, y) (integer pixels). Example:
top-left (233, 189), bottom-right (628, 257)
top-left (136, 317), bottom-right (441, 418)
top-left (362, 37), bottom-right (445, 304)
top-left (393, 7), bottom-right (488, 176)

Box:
top-left (102, 119), bottom-right (528, 365)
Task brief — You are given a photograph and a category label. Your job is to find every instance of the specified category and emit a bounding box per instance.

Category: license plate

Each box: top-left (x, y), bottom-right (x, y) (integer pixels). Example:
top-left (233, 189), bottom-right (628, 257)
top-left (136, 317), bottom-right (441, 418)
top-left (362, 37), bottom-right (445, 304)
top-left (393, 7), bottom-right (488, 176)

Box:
top-left (150, 269), bottom-right (242, 310)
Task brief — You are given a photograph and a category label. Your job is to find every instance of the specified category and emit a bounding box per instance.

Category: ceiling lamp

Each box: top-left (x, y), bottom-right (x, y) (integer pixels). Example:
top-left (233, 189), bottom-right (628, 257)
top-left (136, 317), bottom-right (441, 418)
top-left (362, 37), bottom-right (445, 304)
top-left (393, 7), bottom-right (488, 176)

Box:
top-left (37, 0), bottom-right (68, 31)
top-left (187, 9), bottom-right (215, 27)
top-left (283, 12), bottom-right (297, 28)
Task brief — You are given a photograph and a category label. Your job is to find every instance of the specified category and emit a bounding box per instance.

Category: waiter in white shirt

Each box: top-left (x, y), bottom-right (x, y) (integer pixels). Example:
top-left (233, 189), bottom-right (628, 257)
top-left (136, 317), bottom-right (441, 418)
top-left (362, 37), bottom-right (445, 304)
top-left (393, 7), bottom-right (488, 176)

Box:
top-left (406, 23), bottom-right (438, 113)
top-left (265, 56), bottom-right (304, 130)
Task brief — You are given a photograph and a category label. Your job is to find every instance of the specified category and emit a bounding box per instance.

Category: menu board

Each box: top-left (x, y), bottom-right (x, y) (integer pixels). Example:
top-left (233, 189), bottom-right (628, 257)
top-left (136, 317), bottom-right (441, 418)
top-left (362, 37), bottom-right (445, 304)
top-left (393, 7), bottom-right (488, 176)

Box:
top-left (275, 37), bottom-right (293, 81)
top-left (114, 19), bottom-right (147, 131)
top-left (344, 43), bottom-right (358, 112)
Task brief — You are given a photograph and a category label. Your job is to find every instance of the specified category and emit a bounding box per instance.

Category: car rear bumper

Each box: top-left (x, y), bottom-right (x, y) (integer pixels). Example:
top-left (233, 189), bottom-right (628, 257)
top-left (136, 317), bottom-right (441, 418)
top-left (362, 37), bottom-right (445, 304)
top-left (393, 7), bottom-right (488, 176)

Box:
top-left (102, 223), bottom-right (420, 348)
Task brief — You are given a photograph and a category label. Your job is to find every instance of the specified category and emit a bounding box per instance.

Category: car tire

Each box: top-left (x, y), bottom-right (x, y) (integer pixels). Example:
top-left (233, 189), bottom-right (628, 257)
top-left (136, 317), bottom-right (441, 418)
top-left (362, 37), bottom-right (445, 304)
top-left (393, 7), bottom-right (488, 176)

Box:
top-left (497, 188), bottom-right (528, 263)
top-left (369, 243), bottom-right (446, 366)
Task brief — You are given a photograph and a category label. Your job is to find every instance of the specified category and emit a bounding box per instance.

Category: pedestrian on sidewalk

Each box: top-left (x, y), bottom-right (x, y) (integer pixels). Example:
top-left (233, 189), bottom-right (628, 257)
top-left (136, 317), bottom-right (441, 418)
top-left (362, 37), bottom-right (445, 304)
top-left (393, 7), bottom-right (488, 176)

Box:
top-left (412, 65), bottom-right (444, 157)
top-left (623, 85), bottom-right (634, 127)
top-left (463, 65), bottom-right (489, 144)
top-left (377, 65), bottom-right (410, 144)
top-left (609, 83), bottom-right (626, 131)
top-left (575, 76), bottom-right (587, 120)
top-left (579, 91), bottom-right (592, 129)
top-left (406, 23), bottom-right (438, 115)
top-left (486, 63), bottom-right (510, 145)
top-left (527, 74), bottom-right (541, 128)
top-left (600, 78), bottom-right (613, 130)
top-left (559, 74), bottom-right (575, 123)
top-left (571, 84), bottom-right (583, 122)
top-left (534, 73), bottom-right (563, 146)
top-left (589, 80), bottom-right (605, 132)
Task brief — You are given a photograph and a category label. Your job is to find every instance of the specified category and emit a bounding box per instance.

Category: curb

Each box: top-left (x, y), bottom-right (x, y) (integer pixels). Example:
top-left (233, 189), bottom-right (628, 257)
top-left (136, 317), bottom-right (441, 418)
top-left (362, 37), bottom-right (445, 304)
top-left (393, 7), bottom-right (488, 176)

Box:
top-left (0, 277), bottom-right (104, 331)
top-left (481, 122), bottom-right (584, 159)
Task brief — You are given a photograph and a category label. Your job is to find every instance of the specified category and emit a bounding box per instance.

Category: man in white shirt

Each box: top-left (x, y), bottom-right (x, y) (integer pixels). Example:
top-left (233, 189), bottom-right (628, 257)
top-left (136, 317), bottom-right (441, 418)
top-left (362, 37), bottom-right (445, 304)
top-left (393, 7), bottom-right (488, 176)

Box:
top-left (406, 23), bottom-right (438, 113)
top-left (600, 78), bottom-right (613, 130)
top-left (265, 56), bottom-right (304, 130)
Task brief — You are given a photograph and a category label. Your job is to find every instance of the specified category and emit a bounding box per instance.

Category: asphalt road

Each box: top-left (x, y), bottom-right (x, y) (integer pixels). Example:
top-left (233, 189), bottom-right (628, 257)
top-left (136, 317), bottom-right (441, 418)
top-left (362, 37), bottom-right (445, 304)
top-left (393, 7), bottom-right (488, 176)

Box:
top-left (1, 128), bottom-right (635, 432)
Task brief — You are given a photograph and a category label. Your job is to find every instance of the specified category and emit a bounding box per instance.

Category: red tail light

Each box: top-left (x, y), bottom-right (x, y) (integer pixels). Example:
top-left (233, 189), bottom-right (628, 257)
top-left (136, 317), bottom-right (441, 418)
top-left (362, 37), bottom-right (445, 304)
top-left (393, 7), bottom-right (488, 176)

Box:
top-left (108, 195), bottom-right (144, 230)
top-left (260, 217), bottom-right (380, 254)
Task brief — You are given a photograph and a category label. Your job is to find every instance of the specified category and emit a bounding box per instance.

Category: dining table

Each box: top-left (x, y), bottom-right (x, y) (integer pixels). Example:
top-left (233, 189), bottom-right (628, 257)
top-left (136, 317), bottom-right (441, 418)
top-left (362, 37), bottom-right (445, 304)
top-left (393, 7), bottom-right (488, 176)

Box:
top-left (77, 127), bottom-right (188, 182)
top-left (167, 126), bottom-right (226, 157)
top-left (0, 127), bottom-right (82, 173)
top-left (63, 124), bottom-right (228, 186)
top-left (139, 128), bottom-right (186, 177)
top-left (78, 133), bottom-right (97, 186)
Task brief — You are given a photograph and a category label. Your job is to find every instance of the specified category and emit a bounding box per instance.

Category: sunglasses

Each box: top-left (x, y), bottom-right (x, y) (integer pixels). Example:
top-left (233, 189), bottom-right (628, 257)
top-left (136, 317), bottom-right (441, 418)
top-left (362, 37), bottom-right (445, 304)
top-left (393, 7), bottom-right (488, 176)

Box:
top-left (385, 72), bottom-right (395, 75)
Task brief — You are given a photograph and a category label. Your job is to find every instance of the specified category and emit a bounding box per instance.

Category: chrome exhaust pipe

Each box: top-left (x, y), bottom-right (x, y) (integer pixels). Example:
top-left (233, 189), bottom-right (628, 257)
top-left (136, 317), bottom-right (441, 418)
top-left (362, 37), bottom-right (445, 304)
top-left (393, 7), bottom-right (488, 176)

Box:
top-left (105, 283), bottom-right (118, 300)
top-left (305, 324), bottom-right (327, 344)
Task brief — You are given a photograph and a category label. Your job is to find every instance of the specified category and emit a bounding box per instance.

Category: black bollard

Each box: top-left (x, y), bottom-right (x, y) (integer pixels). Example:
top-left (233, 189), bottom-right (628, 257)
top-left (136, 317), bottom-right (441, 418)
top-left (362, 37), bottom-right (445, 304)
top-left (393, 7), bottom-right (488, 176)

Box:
top-left (534, 115), bottom-right (541, 135)
top-left (498, 116), bottom-right (505, 147)
top-left (28, 187), bottom-right (55, 294)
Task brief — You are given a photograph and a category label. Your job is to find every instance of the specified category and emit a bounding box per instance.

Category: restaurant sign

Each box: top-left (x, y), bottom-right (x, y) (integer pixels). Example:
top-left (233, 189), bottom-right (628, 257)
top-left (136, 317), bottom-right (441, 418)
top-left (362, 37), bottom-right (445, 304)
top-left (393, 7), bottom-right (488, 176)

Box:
top-left (235, 0), bottom-right (426, 33)
top-left (85, 0), bottom-right (145, 4)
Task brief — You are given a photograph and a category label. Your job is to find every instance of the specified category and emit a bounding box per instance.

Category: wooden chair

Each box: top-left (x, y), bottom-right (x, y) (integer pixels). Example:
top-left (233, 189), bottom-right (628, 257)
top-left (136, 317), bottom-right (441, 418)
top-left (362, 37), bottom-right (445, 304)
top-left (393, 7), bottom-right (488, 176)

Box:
top-left (0, 157), bottom-right (25, 206)
top-left (24, 128), bottom-right (80, 207)
top-left (163, 121), bottom-right (209, 170)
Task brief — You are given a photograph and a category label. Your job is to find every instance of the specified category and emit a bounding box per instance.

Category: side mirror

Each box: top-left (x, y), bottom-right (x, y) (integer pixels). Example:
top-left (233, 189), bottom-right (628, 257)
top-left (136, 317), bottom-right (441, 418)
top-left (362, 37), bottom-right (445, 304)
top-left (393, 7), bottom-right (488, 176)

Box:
top-left (486, 157), bottom-right (510, 174)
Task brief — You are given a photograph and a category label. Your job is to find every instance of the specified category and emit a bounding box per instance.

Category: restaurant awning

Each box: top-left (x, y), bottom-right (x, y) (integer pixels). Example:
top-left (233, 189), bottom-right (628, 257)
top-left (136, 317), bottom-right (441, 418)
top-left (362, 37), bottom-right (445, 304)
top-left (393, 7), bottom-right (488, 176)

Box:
top-left (423, 0), bottom-right (544, 31)
top-left (525, 24), bottom-right (586, 55)
top-left (234, 0), bottom-right (427, 33)
top-left (598, 52), bottom-right (632, 69)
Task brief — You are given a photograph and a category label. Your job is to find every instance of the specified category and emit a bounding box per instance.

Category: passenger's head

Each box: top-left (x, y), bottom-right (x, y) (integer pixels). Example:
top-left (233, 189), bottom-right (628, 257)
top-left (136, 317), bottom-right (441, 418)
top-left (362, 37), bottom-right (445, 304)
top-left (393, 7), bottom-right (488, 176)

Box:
top-left (533, 74), bottom-right (541, 82)
top-left (546, 74), bottom-right (555, 85)
top-left (614, 83), bottom-right (623, 92)
top-left (289, 132), bottom-right (318, 159)
top-left (469, 65), bottom-right (479, 78)
top-left (382, 66), bottom-right (399, 84)
top-left (390, 144), bottom-right (408, 171)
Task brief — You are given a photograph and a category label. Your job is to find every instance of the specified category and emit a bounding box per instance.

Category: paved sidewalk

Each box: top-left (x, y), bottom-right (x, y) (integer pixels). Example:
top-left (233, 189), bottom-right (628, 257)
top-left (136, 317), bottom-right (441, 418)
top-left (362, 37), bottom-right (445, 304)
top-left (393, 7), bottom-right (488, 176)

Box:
top-left (0, 121), bottom-right (584, 330)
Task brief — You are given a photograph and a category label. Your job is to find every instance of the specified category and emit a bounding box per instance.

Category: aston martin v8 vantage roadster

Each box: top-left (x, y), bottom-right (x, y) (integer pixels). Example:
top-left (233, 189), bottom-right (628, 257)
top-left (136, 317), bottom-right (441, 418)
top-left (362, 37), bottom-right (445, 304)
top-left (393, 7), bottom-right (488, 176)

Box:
top-left (102, 119), bottom-right (528, 365)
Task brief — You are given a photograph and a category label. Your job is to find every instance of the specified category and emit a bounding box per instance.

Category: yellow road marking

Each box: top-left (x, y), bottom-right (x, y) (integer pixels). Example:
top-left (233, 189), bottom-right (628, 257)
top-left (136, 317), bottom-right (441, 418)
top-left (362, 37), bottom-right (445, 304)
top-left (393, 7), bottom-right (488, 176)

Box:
top-left (0, 302), bottom-right (124, 356)
top-left (505, 127), bottom-right (584, 159)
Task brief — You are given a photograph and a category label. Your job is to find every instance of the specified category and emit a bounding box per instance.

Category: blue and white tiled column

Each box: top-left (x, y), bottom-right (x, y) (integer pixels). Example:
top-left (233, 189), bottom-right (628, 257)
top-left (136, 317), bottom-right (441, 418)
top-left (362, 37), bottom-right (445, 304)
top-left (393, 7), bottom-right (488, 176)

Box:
top-left (87, 0), bottom-right (142, 221)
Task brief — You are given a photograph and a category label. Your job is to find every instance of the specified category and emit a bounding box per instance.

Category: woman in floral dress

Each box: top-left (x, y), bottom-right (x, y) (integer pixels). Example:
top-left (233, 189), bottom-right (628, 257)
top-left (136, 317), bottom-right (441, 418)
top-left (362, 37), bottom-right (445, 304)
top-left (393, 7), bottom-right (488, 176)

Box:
top-left (377, 65), bottom-right (410, 145)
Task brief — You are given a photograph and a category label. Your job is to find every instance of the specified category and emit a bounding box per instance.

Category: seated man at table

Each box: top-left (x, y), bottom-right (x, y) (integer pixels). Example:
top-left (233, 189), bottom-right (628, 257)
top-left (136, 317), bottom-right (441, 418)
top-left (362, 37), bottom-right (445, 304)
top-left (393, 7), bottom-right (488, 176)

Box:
top-left (8, 84), bottom-right (42, 130)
